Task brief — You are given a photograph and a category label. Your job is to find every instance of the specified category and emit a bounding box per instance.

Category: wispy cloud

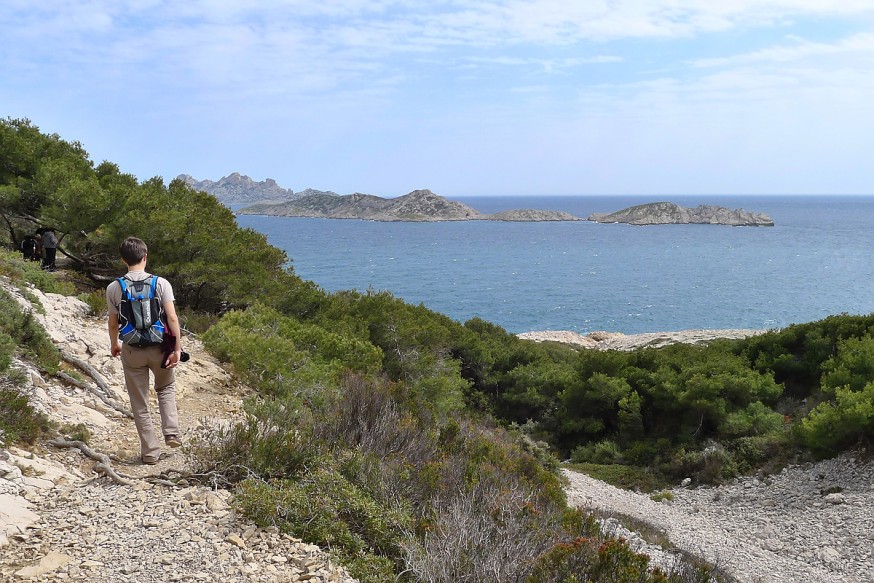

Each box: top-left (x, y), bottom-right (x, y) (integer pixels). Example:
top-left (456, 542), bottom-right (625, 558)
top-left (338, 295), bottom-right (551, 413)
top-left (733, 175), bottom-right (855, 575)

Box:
top-left (691, 32), bottom-right (874, 67)
top-left (463, 55), bottom-right (622, 72)
top-left (3, 0), bottom-right (874, 193)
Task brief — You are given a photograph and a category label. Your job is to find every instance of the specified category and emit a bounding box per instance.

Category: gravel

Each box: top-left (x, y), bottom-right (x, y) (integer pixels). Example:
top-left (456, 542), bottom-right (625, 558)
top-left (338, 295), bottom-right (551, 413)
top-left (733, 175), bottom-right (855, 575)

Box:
top-left (563, 454), bottom-right (874, 583)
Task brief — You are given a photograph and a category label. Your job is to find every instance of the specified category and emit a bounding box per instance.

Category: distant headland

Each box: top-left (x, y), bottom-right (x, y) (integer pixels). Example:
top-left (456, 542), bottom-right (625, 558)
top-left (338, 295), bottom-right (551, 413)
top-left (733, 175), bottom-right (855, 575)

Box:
top-left (588, 202), bottom-right (774, 226)
top-left (180, 174), bottom-right (773, 226)
top-left (178, 174), bottom-right (580, 222)
top-left (237, 189), bottom-right (582, 222)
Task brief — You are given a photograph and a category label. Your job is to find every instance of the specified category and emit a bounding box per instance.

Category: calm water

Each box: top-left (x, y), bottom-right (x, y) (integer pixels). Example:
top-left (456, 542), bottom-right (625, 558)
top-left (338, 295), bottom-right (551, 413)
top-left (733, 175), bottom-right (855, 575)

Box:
top-left (235, 195), bottom-right (874, 334)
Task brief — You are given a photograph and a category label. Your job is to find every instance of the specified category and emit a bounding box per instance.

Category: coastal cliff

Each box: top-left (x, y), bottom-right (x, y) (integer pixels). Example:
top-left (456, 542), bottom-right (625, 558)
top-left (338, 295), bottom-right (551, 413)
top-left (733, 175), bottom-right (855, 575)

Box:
top-left (588, 202), bottom-right (774, 226)
top-left (177, 173), bottom-right (299, 205)
top-left (238, 189), bottom-right (583, 222)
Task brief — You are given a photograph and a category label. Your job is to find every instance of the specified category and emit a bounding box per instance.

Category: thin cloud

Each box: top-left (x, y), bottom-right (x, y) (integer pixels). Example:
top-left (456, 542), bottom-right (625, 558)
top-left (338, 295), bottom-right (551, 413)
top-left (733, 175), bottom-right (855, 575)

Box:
top-left (464, 55), bottom-right (623, 71)
top-left (691, 33), bottom-right (874, 68)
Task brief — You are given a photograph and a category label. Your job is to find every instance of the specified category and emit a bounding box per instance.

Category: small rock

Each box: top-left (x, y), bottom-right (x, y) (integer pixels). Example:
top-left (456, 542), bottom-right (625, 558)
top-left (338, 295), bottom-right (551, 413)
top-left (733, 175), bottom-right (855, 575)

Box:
top-left (15, 552), bottom-right (72, 578)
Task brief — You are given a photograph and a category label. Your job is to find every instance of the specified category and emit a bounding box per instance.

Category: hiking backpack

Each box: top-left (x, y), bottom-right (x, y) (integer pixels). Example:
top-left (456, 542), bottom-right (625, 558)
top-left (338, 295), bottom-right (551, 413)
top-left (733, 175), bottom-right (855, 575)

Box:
top-left (21, 238), bottom-right (36, 255)
top-left (117, 275), bottom-right (166, 347)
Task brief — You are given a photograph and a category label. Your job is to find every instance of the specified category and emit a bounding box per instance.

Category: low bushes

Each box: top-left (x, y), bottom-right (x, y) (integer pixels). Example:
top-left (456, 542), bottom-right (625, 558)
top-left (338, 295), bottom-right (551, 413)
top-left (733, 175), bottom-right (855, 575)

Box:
top-left (0, 287), bottom-right (59, 374)
top-left (797, 383), bottom-right (874, 457)
top-left (190, 370), bottom-right (727, 582)
top-left (0, 248), bottom-right (76, 297)
top-left (0, 285), bottom-right (56, 445)
top-left (0, 384), bottom-right (51, 445)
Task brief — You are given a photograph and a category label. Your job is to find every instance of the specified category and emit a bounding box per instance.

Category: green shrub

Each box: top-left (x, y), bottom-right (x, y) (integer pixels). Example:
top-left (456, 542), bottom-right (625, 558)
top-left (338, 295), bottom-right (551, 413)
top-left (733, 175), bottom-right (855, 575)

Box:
top-left (76, 290), bottom-right (107, 317)
top-left (726, 433), bottom-right (791, 475)
top-left (797, 383), bottom-right (874, 457)
top-left (176, 306), bottom-right (219, 335)
top-left (720, 402), bottom-right (783, 438)
top-left (0, 288), bottom-right (59, 374)
top-left (650, 491), bottom-right (674, 502)
top-left (236, 471), bottom-right (411, 582)
top-left (203, 304), bottom-right (382, 399)
top-left (527, 536), bottom-right (665, 583)
top-left (571, 439), bottom-right (623, 465)
top-left (0, 331), bottom-right (13, 372)
top-left (821, 335), bottom-right (874, 394)
top-left (665, 443), bottom-right (737, 485)
top-left (566, 463), bottom-right (668, 493)
top-left (58, 422), bottom-right (92, 443)
top-left (0, 248), bottom-right (75, 295)
top-left (186, 400), bottom-right (320, 485)
top-left (0, 385), bottom-right (52, 445)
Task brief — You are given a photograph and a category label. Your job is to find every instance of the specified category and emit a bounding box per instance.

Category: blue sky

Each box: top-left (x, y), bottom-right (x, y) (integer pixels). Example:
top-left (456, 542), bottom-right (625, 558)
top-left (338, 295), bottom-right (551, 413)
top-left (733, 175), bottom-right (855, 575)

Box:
top-left (3, 1), bottom-right (874, 196)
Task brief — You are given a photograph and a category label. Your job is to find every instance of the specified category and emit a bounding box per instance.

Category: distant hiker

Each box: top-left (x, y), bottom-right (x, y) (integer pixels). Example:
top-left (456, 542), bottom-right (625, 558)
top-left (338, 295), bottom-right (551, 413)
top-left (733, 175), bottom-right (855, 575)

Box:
top-left (106, 237), bottom-right (184, 465)
top-left (21, 235), bottom-right (37, 261)
top-left (41, 228), bottom-right (58, 271)
top-left (33, 230), bottom-right (43, 263)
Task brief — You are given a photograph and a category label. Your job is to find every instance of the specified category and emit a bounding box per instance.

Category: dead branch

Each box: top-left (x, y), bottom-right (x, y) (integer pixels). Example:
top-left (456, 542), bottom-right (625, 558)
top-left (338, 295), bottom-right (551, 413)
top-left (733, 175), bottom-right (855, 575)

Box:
top-left (48, 438), bottom-right (136, 486)
top-left (61, 353), bottom-right (114, 396)
top-left (56, 370), bottom-right (133, 419)
top-left (58, 353), bottom-right (132, 418)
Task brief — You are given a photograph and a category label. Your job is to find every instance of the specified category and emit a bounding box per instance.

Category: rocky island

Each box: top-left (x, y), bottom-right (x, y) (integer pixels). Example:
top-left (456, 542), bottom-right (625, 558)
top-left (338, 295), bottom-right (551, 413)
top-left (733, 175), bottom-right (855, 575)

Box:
top-left (177, 173), bottom-right (300, 205)
top-left (237, 189), bottom-right (582, 222)
top-left (588, 202), bottom-right (774, 226)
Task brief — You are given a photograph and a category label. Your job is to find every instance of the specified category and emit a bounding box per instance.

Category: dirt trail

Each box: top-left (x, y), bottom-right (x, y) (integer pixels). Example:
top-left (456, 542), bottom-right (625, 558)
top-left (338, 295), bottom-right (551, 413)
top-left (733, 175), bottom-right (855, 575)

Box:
top-left (0, 280), bottom-right (355, 582)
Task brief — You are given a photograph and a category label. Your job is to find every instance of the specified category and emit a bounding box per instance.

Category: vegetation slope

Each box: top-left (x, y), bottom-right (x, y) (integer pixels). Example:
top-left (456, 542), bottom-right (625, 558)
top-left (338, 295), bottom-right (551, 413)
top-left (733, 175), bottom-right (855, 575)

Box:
top-left (2, 117), bottom-right (872, 582)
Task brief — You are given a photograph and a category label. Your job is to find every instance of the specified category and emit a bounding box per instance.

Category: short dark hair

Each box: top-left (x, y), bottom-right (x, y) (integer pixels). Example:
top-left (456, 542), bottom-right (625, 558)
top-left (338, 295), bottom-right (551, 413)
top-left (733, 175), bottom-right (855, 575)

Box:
top-left (119, 237), bottom-right (148, 266)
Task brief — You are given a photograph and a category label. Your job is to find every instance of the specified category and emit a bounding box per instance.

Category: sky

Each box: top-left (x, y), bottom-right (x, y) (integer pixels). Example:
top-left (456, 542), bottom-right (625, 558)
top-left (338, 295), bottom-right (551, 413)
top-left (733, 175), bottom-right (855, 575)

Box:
top-left (3, 1), bottom-right (874, 197)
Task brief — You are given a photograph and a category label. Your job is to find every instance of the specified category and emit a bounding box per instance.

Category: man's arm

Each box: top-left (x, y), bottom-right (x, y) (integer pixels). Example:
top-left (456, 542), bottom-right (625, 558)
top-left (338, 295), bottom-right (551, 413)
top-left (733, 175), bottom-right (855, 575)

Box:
top-left (108, 312), bottom-right (122, 357)
top-left (162, 300), bottom-right (183, 368)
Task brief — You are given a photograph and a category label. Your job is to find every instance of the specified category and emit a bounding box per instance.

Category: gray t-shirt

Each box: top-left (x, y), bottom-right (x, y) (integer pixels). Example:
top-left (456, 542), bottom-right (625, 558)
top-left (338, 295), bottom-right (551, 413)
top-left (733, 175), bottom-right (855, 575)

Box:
top-left (106, 271), bottom-right (175, 316)
top-left (42, 231), bottom-right (57, 248)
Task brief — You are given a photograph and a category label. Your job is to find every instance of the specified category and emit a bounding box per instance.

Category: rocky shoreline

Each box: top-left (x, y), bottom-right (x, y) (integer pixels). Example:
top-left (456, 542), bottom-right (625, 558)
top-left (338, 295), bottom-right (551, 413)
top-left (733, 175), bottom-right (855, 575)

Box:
top-left (517, 328), bottom-right (767, 350)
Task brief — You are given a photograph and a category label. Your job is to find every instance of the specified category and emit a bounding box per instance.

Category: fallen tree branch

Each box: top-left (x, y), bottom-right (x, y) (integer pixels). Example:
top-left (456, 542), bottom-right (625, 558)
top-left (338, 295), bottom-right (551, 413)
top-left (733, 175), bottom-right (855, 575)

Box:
top-left (60, 353), bottom-right (115, 397)
top-left (48, 438), bottom-right (136, 486)
top-left (56, 370), bottom-right (133, 419)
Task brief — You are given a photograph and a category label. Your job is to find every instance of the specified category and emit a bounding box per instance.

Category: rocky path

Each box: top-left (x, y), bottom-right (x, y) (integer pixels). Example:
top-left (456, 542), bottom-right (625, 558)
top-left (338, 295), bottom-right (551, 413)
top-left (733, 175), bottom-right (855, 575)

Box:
top-left (0, 282), bottom-right (355, 582)
top-left (564, 454), bottom-right (874, 583)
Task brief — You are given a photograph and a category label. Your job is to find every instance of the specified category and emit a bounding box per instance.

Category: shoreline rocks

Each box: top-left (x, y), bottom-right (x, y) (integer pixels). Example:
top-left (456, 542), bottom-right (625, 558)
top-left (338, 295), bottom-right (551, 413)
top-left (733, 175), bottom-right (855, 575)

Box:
top-left (518, 328), bottom-right (767, 350)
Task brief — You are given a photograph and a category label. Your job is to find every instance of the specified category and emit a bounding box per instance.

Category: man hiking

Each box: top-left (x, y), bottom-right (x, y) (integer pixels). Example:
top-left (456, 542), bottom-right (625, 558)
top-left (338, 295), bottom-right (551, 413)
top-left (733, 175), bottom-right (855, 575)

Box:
top-left (106, 237), bottom-right (183, 464)
top-left (41, 228), bottom-right (58, 271)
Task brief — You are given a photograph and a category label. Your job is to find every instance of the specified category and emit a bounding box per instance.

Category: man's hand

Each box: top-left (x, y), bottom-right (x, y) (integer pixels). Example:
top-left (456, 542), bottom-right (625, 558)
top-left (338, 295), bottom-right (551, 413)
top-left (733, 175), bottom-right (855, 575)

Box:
top-left (165, 349), bottom-right (181, 369)
top-left (111, 341), bottom-right (122, 357)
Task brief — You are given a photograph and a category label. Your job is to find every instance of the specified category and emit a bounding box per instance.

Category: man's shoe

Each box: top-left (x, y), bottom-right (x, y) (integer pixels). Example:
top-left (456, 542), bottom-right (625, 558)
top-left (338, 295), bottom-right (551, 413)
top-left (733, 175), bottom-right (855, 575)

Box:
top-left (165, 435), bottom-right (182, 448)
top-left (142, 457), bottom-right (160, 465)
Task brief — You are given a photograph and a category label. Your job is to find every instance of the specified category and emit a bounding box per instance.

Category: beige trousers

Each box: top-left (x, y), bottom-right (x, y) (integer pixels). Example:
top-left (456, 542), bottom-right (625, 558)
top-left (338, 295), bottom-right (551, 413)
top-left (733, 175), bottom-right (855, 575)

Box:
top-left (121, 344), bottom-right (179, 462)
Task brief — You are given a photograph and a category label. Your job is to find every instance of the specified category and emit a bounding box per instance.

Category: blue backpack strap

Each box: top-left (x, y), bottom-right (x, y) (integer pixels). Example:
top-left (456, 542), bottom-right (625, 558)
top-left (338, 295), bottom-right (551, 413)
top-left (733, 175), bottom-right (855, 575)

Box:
top-left (149, 275), bottom-right (158, 300)
top-left (117, 277), bottom-right (136, 337)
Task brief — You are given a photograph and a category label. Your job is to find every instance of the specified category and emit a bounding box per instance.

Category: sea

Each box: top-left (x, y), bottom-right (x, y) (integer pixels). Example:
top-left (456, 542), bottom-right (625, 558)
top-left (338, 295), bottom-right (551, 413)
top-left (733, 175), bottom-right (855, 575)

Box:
top-left (234, 195), bottom-right (874, 335)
